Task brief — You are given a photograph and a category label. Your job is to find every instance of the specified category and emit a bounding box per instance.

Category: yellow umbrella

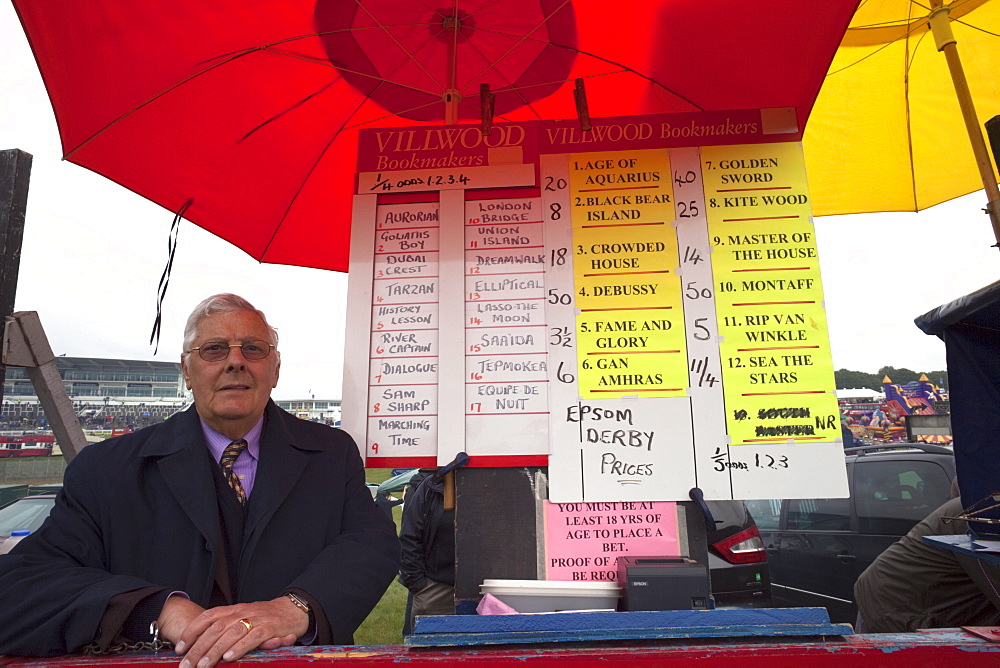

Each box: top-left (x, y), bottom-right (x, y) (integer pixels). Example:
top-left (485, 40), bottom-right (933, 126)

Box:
top-left (804, 0), bottom-right (1000, 240)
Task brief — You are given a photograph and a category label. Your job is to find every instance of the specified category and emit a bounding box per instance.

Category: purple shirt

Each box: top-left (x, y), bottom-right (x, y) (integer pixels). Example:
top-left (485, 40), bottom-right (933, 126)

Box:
top-left (189, 415), bottom-right (315, 642)
top-left (200, 416), bottom-right (263, 497)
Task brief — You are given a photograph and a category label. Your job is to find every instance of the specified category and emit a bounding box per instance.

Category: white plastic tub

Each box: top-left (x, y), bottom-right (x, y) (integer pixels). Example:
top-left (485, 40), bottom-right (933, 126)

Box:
top-left (480, 579), bottom-right (621, 613)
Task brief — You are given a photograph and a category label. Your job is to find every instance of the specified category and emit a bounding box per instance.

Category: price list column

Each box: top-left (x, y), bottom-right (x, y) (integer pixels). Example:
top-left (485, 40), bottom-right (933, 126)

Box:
top-left (669, 147), bottom-right (731, 498)
top-left (365, 201), bottom-right (441, 466)
top-left (464, 196), bottom-right (550, 457)
top-left (702, 143), bottom-right (842, 492)
top-left (569, 149), bottom-right (688, 397)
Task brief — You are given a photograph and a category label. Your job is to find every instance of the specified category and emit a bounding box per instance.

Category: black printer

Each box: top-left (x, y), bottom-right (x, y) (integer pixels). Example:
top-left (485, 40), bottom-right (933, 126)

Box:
top-left (616, 556), bottom-right (711, 611)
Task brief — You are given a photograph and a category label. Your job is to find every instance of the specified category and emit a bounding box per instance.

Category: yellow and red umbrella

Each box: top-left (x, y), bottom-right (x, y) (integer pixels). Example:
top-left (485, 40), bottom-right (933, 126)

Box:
top-left (805, 0), bottom-right (1000, 238)
top-left (10, 0), bottom-right (860, 272)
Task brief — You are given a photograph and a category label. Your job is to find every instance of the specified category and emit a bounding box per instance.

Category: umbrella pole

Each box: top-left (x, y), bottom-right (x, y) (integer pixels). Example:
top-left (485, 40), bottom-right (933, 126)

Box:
top-left (444, 14), bottom-right (460, 125)
top-left (929, 3), bottom-right (1000, 248)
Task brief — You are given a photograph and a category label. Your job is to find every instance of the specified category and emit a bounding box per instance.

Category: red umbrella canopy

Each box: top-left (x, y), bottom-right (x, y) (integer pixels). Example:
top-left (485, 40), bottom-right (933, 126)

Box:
top-left (316, 0), bottom-right (578, 121)
top-left (13, 0), bottom-right (860, 272)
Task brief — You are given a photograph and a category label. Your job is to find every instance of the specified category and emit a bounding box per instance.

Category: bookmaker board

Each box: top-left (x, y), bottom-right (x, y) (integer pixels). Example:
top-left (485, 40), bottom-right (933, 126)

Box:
top-left (343, 108), bottom-right (848, 502)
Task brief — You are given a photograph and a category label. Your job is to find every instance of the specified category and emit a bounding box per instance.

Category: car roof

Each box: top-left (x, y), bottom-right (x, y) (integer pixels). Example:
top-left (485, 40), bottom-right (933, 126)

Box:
top-left (843, 443), bottom-right (954, 458)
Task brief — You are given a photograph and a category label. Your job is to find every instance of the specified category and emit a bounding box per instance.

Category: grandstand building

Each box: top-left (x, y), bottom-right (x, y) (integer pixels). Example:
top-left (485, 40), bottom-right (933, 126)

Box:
top-left (274, 399), bottom-right (342, 424)
top-left (4, 356), bottom-right (186, 401)
top-left (1, 357), bottom-right (188, 430)
top-left (0, 356), bottom-right (341, 430)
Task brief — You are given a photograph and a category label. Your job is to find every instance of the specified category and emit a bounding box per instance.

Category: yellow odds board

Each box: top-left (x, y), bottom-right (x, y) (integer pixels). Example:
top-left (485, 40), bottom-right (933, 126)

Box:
top-left (701, 143), bottom-right (839, 445)
top-left (569, 149), bottom-right (687, 397)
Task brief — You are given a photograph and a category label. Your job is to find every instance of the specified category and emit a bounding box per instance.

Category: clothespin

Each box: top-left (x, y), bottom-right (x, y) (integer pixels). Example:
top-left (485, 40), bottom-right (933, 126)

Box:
top-left (574, 78), bottom-right (592, 132)
top-left (480, 83), bottom-right (495, 137)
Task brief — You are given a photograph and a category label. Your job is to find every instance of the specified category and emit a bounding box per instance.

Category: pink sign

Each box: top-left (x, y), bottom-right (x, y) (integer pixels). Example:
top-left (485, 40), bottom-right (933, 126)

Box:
top-left (543, 500), bottom-right (679, 582)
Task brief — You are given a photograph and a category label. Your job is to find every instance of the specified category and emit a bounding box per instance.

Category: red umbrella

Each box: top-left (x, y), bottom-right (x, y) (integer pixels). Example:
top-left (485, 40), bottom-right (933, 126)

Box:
top-left (12, 0), bottom-right (860, 272)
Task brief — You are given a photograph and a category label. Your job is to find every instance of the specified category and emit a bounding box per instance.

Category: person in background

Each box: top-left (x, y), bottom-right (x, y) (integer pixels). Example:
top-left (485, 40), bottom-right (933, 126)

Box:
top-left (0, 293), bottom-right (400, 665)
top-left (855, 478), bottom-right (1000, 632)
top-left (374, 491), bottom-right (404, 523)
top-left (398, 469), bottom-right (455, 634)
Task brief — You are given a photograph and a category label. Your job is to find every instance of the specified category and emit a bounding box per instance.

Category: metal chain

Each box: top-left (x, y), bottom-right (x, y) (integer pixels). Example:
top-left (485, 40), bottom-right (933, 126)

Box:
top-left (82, 638), bottom-right (174, 655)
top-left (82, 620), bottom-right (174, 655)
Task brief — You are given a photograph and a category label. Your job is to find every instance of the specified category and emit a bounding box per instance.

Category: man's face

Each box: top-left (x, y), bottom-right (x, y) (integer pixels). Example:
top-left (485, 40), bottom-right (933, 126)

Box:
top-left (182, 310), bottom-right (280, 437)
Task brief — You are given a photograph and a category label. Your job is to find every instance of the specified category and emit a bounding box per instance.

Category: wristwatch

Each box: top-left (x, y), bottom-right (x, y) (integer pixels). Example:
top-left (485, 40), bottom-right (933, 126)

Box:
top-left (285, 592), bottom-right (312, 619)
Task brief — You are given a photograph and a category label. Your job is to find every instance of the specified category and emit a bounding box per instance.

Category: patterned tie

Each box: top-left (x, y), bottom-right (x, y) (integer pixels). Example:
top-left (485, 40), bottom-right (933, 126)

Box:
top-left (220, 439), bottom-right (248, 504)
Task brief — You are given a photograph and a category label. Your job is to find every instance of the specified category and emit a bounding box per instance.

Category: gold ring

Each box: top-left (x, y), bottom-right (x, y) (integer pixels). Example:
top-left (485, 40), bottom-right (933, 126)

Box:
top-left (238, 618), bottom-right (253, 633)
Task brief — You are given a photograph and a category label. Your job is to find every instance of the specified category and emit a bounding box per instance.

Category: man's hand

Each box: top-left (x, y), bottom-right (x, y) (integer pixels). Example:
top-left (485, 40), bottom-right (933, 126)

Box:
top-left (156, 596), bottom-right (206, 645)
top-left (174, 596), bottom-right (308, 667)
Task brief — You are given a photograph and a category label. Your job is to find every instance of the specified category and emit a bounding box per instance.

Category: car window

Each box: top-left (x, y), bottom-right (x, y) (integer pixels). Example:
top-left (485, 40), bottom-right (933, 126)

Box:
top-left (743, 499), bottom-right (781, 530)
top-left (786, 497), bottom-right (851, 531)
top-left (0, 497), bottom-right (54, 537)
top-left (704, 500), bottom-right (749, 527)
top-left (855, 460), bottom-right (952, 534)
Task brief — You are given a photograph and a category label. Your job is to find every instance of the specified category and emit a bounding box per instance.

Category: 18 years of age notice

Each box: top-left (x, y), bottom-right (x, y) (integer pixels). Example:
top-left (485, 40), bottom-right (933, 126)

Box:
top-left (544, 500), bottom-right (678, 581)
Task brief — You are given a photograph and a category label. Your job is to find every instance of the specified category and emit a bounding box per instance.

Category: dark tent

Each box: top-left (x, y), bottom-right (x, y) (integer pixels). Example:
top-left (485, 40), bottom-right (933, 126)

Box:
top-left (915, 280), bottom-right (1000, 537)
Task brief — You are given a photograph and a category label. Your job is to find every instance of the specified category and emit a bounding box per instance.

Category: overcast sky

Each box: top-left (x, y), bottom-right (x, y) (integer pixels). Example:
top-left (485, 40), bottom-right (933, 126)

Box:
top-left (2, 5), bottom-right (998, 399)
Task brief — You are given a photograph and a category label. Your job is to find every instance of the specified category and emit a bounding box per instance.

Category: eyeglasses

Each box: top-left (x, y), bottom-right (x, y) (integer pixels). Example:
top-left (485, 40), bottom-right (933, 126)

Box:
top-left (188, 340), bottom-right (275, 362)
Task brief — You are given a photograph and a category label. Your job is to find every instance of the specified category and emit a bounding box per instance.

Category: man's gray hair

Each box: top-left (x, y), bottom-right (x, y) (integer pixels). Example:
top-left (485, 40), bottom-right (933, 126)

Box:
top-left (182, 294), bottom-right (279, 352)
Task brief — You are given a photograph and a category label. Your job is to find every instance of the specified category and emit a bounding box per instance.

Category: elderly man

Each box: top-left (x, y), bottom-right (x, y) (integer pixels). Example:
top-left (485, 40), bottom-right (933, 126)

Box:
top-left (0, 294), bottom-right (399, 665)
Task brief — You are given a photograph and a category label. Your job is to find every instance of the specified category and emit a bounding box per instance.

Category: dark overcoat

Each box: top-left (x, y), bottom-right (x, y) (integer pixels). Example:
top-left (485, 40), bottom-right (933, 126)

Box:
top-left (0, 401), bottom-right (399, 656)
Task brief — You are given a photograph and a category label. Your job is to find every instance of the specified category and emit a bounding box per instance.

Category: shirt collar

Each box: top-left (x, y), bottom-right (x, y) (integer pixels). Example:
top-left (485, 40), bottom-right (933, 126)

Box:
top-left (200, 415), bottom-right (263, 463)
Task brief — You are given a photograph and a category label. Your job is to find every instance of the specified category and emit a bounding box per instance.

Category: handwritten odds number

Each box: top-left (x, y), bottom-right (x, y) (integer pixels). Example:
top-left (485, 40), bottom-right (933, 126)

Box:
top-left (556, 362), bottom-right (575, 383)
top-left (692, 317), bottom-right (711, 341)
top-left (544, 176), bottom-right (567, 191)
top-left (547, 289), bottom-right (571, 305)
top-left (549, 327), bottom-right (572, 347)
top-left (685, 282), bottom-right (712, 299)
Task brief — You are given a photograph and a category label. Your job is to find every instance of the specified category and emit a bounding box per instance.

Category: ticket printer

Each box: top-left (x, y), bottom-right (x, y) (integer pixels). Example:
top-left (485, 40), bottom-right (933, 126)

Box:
top-left (616, 556), bottom-right (711, 611)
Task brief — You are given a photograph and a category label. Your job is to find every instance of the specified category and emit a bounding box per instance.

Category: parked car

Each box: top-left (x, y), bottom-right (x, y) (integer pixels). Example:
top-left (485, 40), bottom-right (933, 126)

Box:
top-left (744, 443), bottom-right (956, 622)
top-left (704, 500), bottom-right (771, 607)
top-left (0, 493), bottom-right (57, 541)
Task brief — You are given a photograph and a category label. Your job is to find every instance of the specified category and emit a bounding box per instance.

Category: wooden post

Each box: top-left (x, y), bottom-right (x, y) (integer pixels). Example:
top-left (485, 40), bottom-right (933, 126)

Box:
top-left (2, 312), bottom-right (89, 462)
top-left (0, 150), bottom-right (31, 404)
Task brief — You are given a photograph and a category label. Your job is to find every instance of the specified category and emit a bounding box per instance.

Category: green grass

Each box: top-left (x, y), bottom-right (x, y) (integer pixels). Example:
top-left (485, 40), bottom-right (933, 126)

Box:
top-left (352, 469), bottom-right (409, 645)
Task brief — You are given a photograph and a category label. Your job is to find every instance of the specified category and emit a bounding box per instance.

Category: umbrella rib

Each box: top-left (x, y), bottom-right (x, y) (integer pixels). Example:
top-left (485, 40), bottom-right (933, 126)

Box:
top-left (65, 25), bottom-right (459, 158)
top-left (453, 7), bottom-right (568, 104)
top-left (323, 62), bottom-right (449, 96)
top-left (461, 0), bottom-right (705, 110)
top-left (454, 26), bottom-right (705, 112)
top-left (340, 98), bottom-right (460, 131)
top-left (826, 11), bottom-right (934, 77)
top-left (954, 14), bottom-right (1000, 37)
top-left (63, 48), bottom-right (263, 158)
top-left (353, 1), bottom-right (449, 96)
top-left (259, 61), bottom-right (457, 258)
top-left (455, 0), bottom-right (573, 96)
top-left (258, 85), bottom-right (379, 260)
top-left (903, 15), bottom-right (932, 211)
top-left (568, 47), bottom-right (706, 111)
top-left (239, 78), bottom-right (341, 142)
top-left (62, 32), bottom-right (355, 158)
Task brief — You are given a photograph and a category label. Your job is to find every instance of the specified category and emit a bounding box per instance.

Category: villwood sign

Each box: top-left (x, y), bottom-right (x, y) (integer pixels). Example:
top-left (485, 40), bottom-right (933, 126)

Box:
top-left (343, 108), bottom-right (848, 503)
